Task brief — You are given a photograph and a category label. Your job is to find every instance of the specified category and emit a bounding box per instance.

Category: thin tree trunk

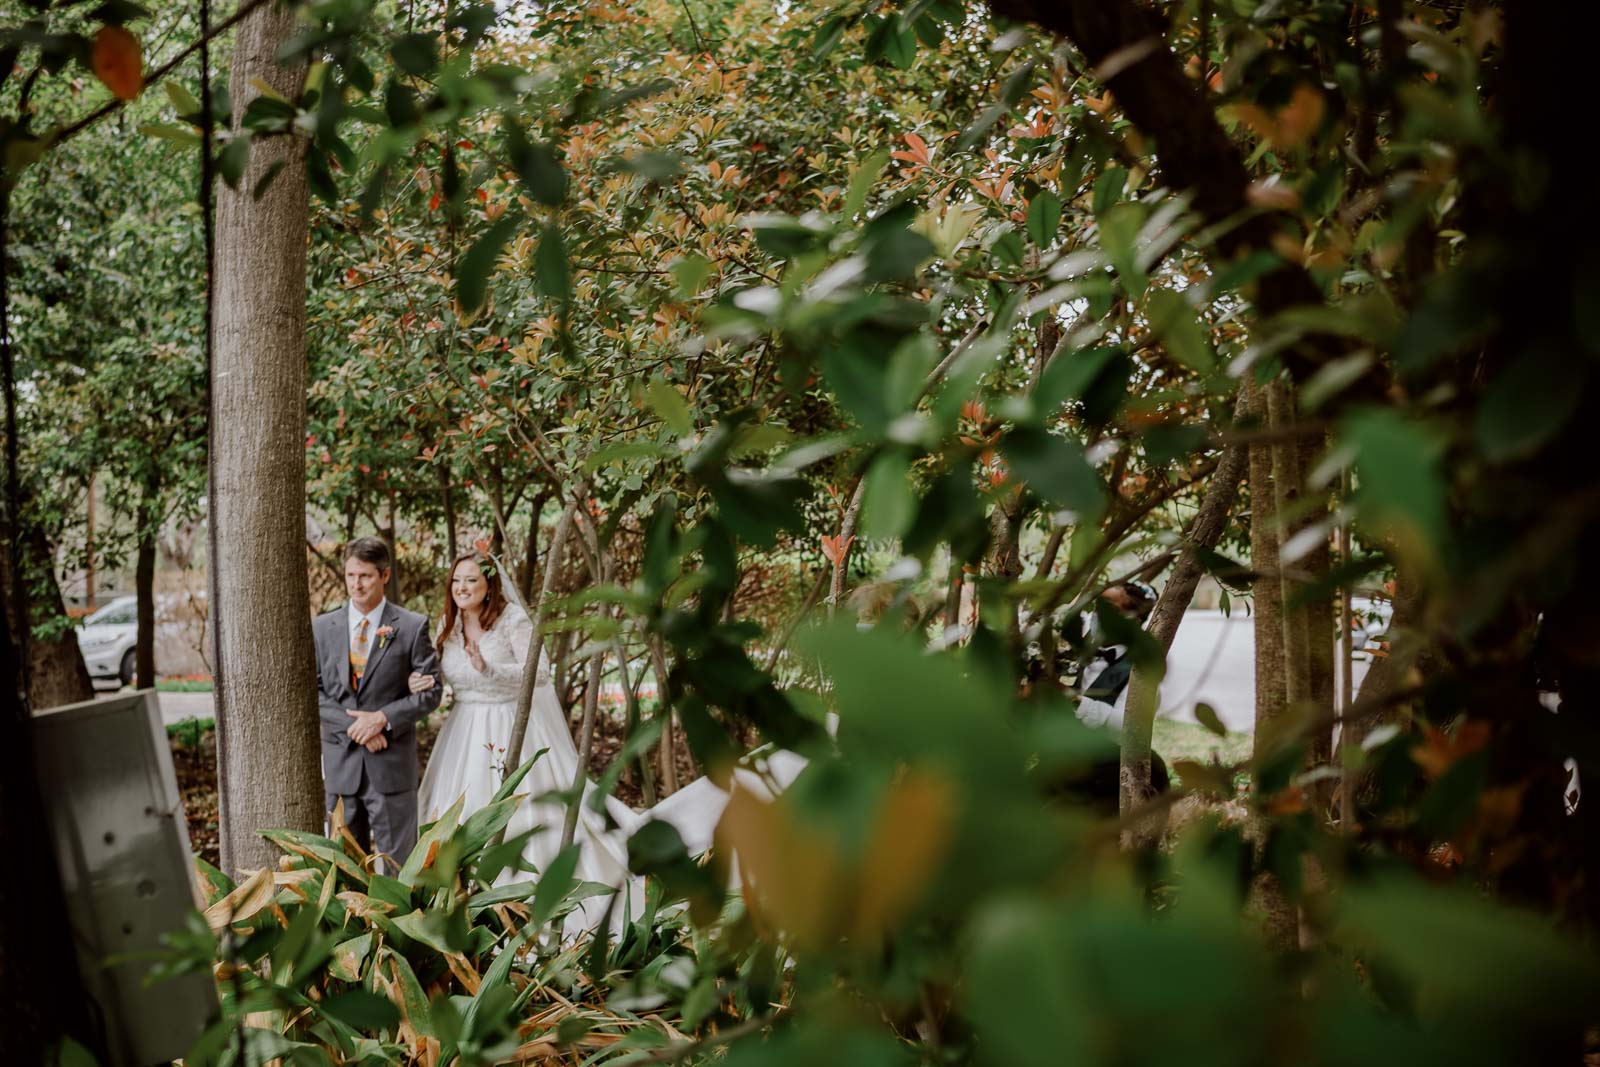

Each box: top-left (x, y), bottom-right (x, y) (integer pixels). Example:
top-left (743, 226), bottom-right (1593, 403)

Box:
top-left (1268, 381), bottom-right (1311, 714)
top-left (1299, 433), bottom-right (1336, 795)
top-left (135, 469), bottom-right (160, 689)
top-left (1120, 437), bottom-right (1249, 827)
top-left (561, 648), bottom-right (606, 850)
top-left (383, 484), bottom-right (401, 603)
top-left (492, 500), bottom-right (579, 847)
top-left (1246, 378), bottom-right (1286, 735)
top-left (650, 635), bottom-right (683, 794)
top-left (212, 1), bottom-right (322, 875)
top-left (438, 461), bottom-right (457, 562)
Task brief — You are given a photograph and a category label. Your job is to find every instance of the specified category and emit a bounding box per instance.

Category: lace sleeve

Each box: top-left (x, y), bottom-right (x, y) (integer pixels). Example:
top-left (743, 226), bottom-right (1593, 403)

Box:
top-left (483, 606), bottom-right (544, 686)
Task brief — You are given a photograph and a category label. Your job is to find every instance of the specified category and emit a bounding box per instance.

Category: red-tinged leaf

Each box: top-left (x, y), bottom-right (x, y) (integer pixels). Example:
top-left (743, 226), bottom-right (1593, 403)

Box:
top-left (473, 537), bottom-right (491, 555)
top-left (92, 26), bottom-right (143, 101)
top-left (428, 191), bottom-right (442, 211)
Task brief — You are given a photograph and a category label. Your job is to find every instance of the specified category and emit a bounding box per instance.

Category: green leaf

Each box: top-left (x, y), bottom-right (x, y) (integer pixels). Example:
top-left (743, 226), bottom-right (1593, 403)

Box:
top-left (1097, 202), bottom-right (1147, 298)
top-left (647, 380), bottom-right (693, 436)
top-left (1025, 190), bottom-right (1062, 248)
top-left (1092, 167), bottom-right (1128, 217)
top-left (1194, 702), bottom-right (1227, 738)
top-left (392, 906), bottom-right (469, 955)
top-left (844, 148), bottom-right (890, 220)
top-left (1343, 409), bottom-right (1446, 566)
top-left (328, 931), bottom-right (374, 983)
top-left (812, 15), bottom-right (848, 59)
top-left (1145, 288), bottom-right (1214, 372)
top-left (319, 989), bottom-right (400, 1032)
top-left (390, 32), bottom-right (439, 76)
top-left (862, 449), bottom-right (915, 540)
top-left (535, 223), bottom-right (571, 302)
top-left (1474, 346), bottom-right (1585, 462)
top-left (455, 216), bottom-right (518, 319)
top-left (531, 843), bottom-right (581, 927)
top-left (139, 123), bottom-right (200, 145)
top-left (507, 120), bottom-right (567, 205)
top-left (163, 80), bottom-right (200, 118)
top-left (1004, 427), bottom-right (1104, 518)
top-left (217, 134), bottom-right (251, 189)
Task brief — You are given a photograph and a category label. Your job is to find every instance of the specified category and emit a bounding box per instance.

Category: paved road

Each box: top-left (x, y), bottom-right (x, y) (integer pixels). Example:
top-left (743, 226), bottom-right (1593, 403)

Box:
top-left (92, 611), bottom-right (1368, 736)
top-left (93, 685), bottom-right (214, 727)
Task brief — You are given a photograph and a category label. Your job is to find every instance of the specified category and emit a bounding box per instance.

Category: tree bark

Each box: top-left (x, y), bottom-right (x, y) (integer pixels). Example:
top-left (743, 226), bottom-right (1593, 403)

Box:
top-left (1119, 437), bottom-right (1248, 824)
top-left (0, 514), bottom-right (94, 710)
top-left (1246, 378), bottom-right (1286, 734)
top-left (135, 469), bottom-right (159, 689)
top-left (1299, 434), bottom-right (1336, 785)
top-left (438, 461), bottom-right (458, 562)
top-left (560, 648), bottom-right (605, 851)
top-left (1267, 381), bottom-right (1311, 713)
top-left (211, 2), bottom-right (322, 875)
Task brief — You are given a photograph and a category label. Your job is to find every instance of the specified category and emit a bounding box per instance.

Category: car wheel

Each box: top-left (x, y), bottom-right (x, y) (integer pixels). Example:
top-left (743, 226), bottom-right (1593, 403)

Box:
top-left (119, 649), bottom-right (136, 688)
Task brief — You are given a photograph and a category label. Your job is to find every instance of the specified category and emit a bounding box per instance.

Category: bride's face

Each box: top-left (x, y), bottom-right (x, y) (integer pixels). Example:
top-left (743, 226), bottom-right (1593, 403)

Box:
top-left (451, 560), bottom-right (487, 612)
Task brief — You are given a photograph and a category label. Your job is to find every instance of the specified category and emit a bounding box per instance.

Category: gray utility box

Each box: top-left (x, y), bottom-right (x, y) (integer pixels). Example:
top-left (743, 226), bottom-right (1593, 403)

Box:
top-left (32, 690), bottom-right (218, 1066)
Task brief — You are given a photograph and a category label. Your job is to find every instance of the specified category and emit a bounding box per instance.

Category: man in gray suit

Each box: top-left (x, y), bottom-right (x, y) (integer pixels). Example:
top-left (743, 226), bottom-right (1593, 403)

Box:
top-left (314, 537), bottom-right (442, 869)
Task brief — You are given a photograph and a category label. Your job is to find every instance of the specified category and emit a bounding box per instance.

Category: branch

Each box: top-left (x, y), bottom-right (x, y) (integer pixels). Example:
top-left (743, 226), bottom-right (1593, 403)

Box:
top-left (986, 0), bottom-right (1358, 392)
top-left (48, 0), bottom-right (281, 151)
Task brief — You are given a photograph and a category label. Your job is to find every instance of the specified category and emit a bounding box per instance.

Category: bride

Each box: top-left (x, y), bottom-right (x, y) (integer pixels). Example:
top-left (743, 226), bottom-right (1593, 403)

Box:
top-left (410, 550), bottom-right (792, 931)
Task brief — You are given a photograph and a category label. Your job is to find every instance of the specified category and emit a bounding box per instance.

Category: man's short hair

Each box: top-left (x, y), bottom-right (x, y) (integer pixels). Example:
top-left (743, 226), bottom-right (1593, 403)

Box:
top-left (344, 536), bottom-right (392, 572)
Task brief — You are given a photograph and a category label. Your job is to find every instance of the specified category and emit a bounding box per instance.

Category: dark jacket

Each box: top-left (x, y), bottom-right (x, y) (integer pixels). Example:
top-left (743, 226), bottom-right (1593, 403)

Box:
top-left (313, 602), bottom-right (442, 794)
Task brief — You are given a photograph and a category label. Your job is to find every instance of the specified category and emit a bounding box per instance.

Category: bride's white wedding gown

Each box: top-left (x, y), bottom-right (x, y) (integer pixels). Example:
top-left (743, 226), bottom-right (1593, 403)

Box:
top-left (415, 603), bottom-right (802, 933)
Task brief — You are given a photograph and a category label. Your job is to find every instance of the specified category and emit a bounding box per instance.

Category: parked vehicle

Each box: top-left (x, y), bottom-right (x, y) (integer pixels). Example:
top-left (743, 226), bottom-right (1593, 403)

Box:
top-left (76, 596), bottom-right (139, 686)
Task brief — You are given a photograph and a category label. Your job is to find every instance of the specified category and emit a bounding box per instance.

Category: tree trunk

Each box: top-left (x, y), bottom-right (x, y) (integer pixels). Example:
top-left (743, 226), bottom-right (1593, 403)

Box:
top-left (1120, 437), bottom-right (1248, 827)
top-left (135, 470), bottom-right (159, 689)
top-left (0, 515), bottom-right (94, 711)
top-left (1267, 381), bottom-right (1311, 714)
top-left (561, 648), bottom-right (606, 850)
top-left (439, 462), bottom-right (458, 562)
top-left (1299, 434), bottom-right (1336, 790)
top-left (1246, 378), bottom-right (1286, 735)
top-left (211, 2), bottom-right (323, 875)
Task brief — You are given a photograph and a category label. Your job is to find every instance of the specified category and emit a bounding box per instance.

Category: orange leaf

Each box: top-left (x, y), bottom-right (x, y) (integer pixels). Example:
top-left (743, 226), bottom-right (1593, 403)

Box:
top-left (91, 26), bottom-right (143, 102)
top-left (473, 537), bottom-right (491, 555)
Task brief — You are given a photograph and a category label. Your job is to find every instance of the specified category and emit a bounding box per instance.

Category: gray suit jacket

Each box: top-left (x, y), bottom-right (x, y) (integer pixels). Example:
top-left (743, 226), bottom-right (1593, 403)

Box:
top-left (314, 602), bottom-right (442, 795)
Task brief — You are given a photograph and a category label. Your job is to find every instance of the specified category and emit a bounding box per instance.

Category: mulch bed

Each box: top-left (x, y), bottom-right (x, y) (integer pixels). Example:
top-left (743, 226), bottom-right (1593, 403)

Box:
top-left (171, 708), bottom-right (704, 871)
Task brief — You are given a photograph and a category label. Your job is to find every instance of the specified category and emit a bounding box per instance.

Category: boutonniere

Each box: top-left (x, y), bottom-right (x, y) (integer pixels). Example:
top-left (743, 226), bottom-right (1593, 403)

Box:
top-left (375, 625), bottom-right (396, 650)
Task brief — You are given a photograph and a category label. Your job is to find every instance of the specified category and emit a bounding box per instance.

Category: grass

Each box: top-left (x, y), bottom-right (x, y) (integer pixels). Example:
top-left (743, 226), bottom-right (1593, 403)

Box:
top-left (1153, 716), bottom-right (1253, 769)
top-left (157, 676), bottom-right (214, 692)
top-left (167, 716), bottom-right (215, 748)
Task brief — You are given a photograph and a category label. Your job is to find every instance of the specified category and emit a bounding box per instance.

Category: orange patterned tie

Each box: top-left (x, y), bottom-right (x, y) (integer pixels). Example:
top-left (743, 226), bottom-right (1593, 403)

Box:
top-left (350, 618), bottom-right (370, 689)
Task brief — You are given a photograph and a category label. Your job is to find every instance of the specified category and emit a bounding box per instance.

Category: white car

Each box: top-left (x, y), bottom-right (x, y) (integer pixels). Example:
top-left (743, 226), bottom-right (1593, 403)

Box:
top-left (77, 596), bottom-right (139, 686)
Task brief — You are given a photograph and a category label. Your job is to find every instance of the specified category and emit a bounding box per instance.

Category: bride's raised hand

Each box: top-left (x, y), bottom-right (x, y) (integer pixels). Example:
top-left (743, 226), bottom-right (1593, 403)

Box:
top-left (464, 635), bottom-right (487, 673)
top-left (407, 671), bottom-right (436, 694)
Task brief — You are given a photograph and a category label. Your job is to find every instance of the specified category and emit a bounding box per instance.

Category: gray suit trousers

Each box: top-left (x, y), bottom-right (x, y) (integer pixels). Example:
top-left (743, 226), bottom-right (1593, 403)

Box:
top-left (328, 765), bottom-right (418, 873)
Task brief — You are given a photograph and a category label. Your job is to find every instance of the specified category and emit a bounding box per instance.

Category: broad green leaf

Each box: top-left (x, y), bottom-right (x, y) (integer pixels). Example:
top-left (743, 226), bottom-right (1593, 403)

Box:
top-left (1003, 427), bottom-right (1104, 519)
top-left (535, 223), bottom-right (571, 302)
top-left (1145, 288), bottom-right (1214, 372)
top-left (389, 32), bottom-right (439, 76)
top-left (456, 216), bottom-right (518, 319)
top-left (844, 148), bottom-right (890, 220)
top-left (862, 449), bottom-right (915, 540)
top-left (1025, 190), bottom-right (1062, 248)
top-left (647, 379), bottom-right (694, 436)
top-left (328, 931), bottom-right (374, 983)
top-left (530, 843), bottom-right (581, 927)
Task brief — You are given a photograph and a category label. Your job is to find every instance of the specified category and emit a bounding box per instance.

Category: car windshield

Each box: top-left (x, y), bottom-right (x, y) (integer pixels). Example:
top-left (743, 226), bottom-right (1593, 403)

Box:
top-left (85, 601), bottom-right (135, 626)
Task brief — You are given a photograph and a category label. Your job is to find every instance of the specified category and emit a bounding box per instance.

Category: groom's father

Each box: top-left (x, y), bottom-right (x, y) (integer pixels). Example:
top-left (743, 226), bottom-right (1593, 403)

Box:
top-left (314, 537), bottom-right (441, 868)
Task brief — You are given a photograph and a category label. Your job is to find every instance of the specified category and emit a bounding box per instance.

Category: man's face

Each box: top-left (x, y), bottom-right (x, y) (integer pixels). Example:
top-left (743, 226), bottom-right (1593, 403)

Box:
top-left (345, 558), bottom-right (388, 612)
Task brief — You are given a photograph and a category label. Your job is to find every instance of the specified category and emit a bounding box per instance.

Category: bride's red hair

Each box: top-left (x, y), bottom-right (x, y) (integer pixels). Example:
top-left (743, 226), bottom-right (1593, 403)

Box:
top-left (436, 551), bottom-right (508, 649)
